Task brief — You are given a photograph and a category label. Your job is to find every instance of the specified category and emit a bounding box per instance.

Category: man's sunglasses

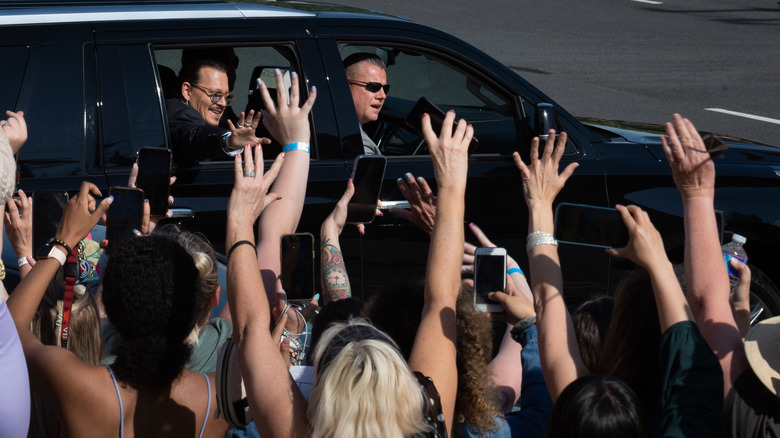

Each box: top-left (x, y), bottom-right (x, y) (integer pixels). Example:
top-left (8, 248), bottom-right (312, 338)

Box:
top-left (190, 83), bottom-right (235, 105)
top-left (349, 80), bottom-right (390, 94)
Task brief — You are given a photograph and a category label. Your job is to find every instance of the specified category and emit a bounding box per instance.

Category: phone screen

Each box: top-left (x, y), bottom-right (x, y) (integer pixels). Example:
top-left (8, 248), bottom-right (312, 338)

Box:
top-left (32, 191), bottom-right (69, 252)
top-left (554, 203), bottom-right (629, 249)
top-left (106, 187), bottom-right (144, 255)
top-left (136, 148), bottom-right (171, 216)
top-left (280, 233), bottom-right (315, 301)
top-left (474, 249), bottom-right (506, 312)
top-left (346, 155), bottom-right (387, 224)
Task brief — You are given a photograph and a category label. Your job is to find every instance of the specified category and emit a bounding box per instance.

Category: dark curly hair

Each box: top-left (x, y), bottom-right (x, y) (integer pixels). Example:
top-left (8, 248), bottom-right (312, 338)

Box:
top-left (101, 234), bottom-right (201, 388)
top-left (363, 281), bottom-right (501, 432)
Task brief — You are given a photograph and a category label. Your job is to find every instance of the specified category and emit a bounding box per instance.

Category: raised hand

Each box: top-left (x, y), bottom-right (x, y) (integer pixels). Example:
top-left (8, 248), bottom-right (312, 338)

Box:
top-left (393, 172), bottom-right (436, 235)
top-left (226, 145), bottom-right (284, 231)
top-left (424, 110), bottom-right (472, 190)
top-left (226, 109), bottom-right (271, 149)
top-left (258, 70), bottom-right (317, 147)
top-left (1, 110), bottom-right (27, 153)
top-left (57, 182), bottom-right (113, 250)
top-left (660, 114), bottom-right (715, 200)
top-left (513, 130), bottom-right (578, 210)
top-left (4, 189), bottom-right (33, 259)
top-left (605, 205), bottom-right (669, 271)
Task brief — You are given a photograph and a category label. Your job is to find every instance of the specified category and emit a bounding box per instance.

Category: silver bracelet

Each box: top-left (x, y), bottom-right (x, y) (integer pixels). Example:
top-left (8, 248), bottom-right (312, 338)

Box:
top-left (17, 257), bottom-right (30, 268)
top-left (526, 231), bottom-right (558, 252)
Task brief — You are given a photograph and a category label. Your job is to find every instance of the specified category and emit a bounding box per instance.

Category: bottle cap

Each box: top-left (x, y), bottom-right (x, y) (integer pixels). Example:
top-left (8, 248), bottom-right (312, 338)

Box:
top-left (732, 234), bottom-right (747, 245)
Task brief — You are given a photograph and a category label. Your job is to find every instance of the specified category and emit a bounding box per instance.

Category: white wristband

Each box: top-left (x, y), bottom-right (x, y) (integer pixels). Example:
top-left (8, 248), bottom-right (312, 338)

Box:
top-left (17, 257), bottom-right (30, 268)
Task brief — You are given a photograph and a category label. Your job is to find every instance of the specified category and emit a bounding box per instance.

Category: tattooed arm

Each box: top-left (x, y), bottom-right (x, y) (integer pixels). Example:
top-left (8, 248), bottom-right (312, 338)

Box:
top-left (320, 180), bottom-right (355, 303)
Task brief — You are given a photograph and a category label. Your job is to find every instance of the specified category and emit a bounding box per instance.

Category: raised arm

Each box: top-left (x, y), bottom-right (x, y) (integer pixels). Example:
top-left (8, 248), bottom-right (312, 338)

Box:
top-left (408, 111), bottom-right (472, 436)
top-left (4, 189), bottom-right (34, 279)
top-left (513, 131), bottom-right (584, 402)
top-left (254, 71), bottom-right (316, 298)
top-left (606, 205), bottom-right (694, 331)
top-left (225, 146), bottom-right (307, 438)
top-left (661, 114), bottom-right (747, 396)
top-left (320, 180), bottom-right (354, 303)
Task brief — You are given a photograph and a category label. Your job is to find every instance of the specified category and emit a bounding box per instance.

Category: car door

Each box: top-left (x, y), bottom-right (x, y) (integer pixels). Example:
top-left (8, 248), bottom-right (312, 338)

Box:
top-left (316, 23), bottom-right (611, 306)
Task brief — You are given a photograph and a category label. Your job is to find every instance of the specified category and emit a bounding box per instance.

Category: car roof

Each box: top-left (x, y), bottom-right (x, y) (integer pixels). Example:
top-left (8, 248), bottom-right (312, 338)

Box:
top-left (0, 0), bottom-right (401, 26)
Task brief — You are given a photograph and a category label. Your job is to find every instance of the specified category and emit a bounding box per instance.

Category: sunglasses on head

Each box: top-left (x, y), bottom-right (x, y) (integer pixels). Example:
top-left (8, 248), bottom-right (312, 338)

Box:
top-left (349, 80), bottom-right (390, 94)
top-left (190, 83), bottom-right (235, 105)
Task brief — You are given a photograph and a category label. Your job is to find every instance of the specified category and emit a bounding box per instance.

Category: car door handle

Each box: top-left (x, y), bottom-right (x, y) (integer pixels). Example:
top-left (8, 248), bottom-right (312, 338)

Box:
top-left (378, 200), bottom-right (410, 210)
top-left (170, 208), bottom-right (194, 219)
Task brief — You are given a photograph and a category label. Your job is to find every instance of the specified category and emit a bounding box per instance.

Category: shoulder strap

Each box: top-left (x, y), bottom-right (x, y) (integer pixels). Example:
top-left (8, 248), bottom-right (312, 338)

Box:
top-left (105, 365), bottom-right (125, 438)
top-left (198, 373), bottom-right (211, 438)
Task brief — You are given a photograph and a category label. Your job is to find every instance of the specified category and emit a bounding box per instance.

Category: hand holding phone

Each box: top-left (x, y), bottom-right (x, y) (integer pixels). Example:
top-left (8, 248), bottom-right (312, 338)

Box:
top-left (346, 155), bottom-right (387, 224)
top-left (32, 191), bottom-right (69, 252)
top-left (135, 148), bottom-right (172, 216)
top-left (554, 203), bottom-right (629, 249)
top-left (474, 247), bottom-right (506, 312)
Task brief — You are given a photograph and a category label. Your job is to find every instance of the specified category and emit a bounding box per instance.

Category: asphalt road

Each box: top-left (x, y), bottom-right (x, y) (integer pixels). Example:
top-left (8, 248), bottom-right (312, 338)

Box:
top-left (312, 0), bottom-right (780, 146)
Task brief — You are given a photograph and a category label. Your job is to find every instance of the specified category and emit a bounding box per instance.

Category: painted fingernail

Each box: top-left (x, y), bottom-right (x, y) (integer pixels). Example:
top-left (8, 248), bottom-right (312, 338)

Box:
top-left (310, 85), bottom-right (317, 93)
top-left (107, 195), bottom-right (114, 201)
top-left (416, 177), bottom-right (423, 183)
top-left (469, 222), bottom-right (475, 227)
top-left (257, 78), bottom-right (263, 87)
top-left (274, 68), bottom-right (281, 75)
top-left (144, 198), bottom-right (149, 203)
top-left (171, 176), bottom-right (177, 182)
top-left (396, 178), bottom-right (403, 184)
top-left (166, 211), bottom-right (173, 218)
top-left (314, 293), bottom-right (320, 301)
top-left (291, 71), bottom-right (298, 79)
top-left (132, 228), bottom-right (139, 234)
top-left (405, 173), bottom-right (412, 179)
top-left (378, 211), bottom-right (384, 217)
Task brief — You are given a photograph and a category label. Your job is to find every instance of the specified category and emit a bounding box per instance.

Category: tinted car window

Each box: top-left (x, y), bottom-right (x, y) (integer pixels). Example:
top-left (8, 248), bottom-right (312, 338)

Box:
top-left (99, 44), bottom-right (167, 170)
top-left (341, 44), bottom-right (519, 156)
top-left (0, 46), bottom-right (28, 111)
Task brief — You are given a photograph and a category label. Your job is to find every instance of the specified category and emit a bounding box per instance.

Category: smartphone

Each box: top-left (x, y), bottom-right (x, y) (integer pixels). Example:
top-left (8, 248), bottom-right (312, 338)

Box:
top-left (474, 247), bottom-right (506, 312)
top-left (404, 97), bottom-right (479, 154)
top-left (346, 155), bottom-right (387, 224)
top-left (280, 233), bottom-right (316, 301)
top-left (554, 203), bottom-right (629, 249)
top-left (32, 191), bottom-right (69, 253)
top-left (136, 148), bottom-right (172, 216)
top-left (106, 187), bottom-right (144, 255)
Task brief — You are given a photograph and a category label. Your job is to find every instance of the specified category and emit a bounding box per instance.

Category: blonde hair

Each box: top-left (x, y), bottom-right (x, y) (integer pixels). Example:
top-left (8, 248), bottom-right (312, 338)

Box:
top-left (157, 225), bottom-right (219, 345)
top-left (308, 320), bottom-right (430, 438)
top-left (30, 285), bottom-right (103, 437)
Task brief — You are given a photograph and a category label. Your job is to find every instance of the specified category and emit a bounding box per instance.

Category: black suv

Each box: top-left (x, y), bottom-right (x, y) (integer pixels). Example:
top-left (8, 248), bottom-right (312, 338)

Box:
top-left (2, 0), bottom-right (779, 317)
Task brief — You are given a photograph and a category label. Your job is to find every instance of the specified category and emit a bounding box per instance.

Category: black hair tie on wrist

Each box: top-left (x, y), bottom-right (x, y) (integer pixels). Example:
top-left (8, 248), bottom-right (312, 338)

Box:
top-left (228, 240), bottom-right (255, 260)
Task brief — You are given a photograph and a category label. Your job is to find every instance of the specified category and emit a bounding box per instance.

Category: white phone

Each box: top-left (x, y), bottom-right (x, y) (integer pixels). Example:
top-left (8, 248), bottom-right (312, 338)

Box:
top-left (474, 247), bottom-right (506, 312)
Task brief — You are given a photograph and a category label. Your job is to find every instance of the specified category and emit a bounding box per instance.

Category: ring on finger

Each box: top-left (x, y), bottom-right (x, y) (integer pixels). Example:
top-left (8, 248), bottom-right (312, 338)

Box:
top-left (0, 121), bottom-right (8, 127)
top-left (243, 170), bottom-right (256, 177)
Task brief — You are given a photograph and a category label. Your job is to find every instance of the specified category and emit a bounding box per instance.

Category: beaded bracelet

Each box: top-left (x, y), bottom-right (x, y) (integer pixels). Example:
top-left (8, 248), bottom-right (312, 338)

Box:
top-left (283, 142), bottom-right (310, 153)
top-left (526, 231), bottom-right (558, 252)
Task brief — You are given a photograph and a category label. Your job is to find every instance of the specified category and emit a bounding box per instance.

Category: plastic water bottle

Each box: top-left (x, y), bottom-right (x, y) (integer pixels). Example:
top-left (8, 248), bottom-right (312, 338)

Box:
top-left (722, 234), bottom-right (748, 288)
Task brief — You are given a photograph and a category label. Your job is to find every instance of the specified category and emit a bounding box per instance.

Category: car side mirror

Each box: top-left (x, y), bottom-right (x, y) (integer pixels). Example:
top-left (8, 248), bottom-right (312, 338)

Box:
top-left (535, 103), bottom-right (561, 140)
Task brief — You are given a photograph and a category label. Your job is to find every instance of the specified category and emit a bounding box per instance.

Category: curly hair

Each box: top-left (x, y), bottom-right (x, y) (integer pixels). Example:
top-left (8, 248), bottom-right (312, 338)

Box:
top-left (101, 234), bottom-right (201, 388)
top-left (363, 281), bottom-right (501, 432)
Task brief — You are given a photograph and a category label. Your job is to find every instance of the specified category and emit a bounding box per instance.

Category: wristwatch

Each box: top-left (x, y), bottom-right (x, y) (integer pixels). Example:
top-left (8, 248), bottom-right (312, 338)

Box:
top-left (36, 239), bottom-right (69, 266)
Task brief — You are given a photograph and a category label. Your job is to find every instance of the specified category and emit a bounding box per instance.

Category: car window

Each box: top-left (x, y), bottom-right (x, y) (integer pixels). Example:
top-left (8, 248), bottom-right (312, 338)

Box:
top-left (98, 44), bottom-right (168, 170)
top-left (341, 45), bottom-right (520, 156)
top-left (0, 46), bottom-right (28, 111)
top-left (155, 44), bottom-right (307, 161)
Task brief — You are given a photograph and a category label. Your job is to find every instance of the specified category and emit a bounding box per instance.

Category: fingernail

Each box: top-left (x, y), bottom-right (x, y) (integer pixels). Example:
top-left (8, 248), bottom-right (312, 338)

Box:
top-left (314, 293), bottom-right (320, 301)
top-left (348, 178), bottom-right (353, 184)
top-left (378, 211), bottom-right (384, 217)
top-left (291, 71), bottom-right (298, 79)
top-left (310, 85), bottom-right (317, 93)
top-left (396, 178), bottom-right (403, 184)
top-left (132, 228), bottom-right (139, 234)
top-left (166, 211), bottom-right (173, 218)
top-left (107, 195), bottom-right (114, 202)
top-left (144, 199), bottom-right (149, 203)
top-left (171, 176), bottom-right (177, 182)
top-left (405, 173), bottom-right (412, 179)
top-left (469, 222), bottom-right (475, 227)
top-left (257, 78), bottom-right (264, 87)
top-left (416, 177), bottom-right (423, 183)
top-left (274, 68), bottom-right (281, 75)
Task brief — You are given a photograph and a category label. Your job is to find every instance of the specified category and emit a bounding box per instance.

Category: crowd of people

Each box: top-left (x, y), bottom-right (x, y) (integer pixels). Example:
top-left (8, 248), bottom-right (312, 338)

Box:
top-left (0, 51), bottom-right (779, 438)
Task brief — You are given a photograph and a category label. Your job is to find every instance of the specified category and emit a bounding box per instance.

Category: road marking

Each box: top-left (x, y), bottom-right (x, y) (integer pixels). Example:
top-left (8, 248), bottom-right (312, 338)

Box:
top-left (705, 108), bottom-right (780, 125)
top-left (632, 0), bottom-right (663, 4)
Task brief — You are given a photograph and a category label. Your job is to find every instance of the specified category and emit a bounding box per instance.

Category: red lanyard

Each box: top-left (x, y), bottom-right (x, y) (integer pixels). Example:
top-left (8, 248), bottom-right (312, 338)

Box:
top-left (60, 248), bottom-right (78, 349)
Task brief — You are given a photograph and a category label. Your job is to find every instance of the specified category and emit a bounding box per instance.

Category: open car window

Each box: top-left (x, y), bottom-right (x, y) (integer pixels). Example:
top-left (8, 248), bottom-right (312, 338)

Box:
top-left (341, 45), bottom-right (521, 156)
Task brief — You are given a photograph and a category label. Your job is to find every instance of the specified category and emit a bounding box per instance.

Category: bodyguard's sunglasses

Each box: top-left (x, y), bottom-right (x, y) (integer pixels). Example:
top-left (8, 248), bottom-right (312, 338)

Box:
top-left (190, 83), bottom-right (235, 105)
top-left (348, 80), bottom-right (390, 94)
